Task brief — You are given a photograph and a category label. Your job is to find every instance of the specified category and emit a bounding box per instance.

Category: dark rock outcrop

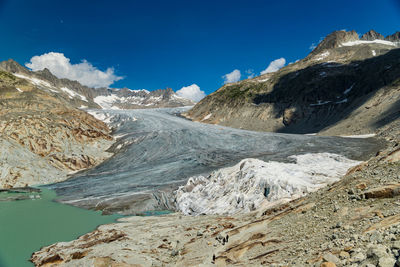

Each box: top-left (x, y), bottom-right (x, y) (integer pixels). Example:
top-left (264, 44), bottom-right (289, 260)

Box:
top-left (360, 30), bottom-right (384, 41)
top-left (385, 31), bottom-right (400, 42)
top-left (310, 30), bottom-right (359, 55)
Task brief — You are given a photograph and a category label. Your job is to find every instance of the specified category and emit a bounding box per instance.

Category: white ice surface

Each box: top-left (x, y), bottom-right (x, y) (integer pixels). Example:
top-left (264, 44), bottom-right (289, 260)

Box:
top-left (60, 87), bottom-right (88, 102)
top-left (88, 110), bottom-right (136, 125)
top-left (341, 134), bottom-right (376, 138)
top-left (13, 73), bottom-right (52, 87)
top-left (202, 113), bottom-right (212, 121)
top-left (175, 153), bottom-right (360, 215)
top-left (94, 93), bottom-right (163, 109)
top-left (314, 51), bottom-right (330, 61)
top-left (341, 39), bottom-right (397, 47)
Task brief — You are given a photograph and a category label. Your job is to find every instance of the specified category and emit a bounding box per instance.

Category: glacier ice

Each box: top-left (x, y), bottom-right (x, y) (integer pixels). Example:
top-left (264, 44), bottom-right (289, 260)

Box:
top-left (175, 153), bottom-right (360, 215)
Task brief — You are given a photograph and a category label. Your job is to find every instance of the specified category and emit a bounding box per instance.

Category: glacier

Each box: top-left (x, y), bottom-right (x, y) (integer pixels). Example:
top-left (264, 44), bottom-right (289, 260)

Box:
top-left (47, 107), bottom-right (383, 215)
top-left (175, 153), bottom-right (360, 215)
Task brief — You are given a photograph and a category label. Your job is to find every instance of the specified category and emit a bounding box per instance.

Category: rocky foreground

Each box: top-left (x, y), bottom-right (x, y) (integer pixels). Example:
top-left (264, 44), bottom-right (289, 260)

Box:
top-left (31, 120), bottom-right (400, 266)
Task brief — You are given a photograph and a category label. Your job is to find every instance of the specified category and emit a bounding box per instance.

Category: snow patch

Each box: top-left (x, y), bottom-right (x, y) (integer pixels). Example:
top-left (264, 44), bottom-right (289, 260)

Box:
top-left (257, 78), bottom-right (270, 82)
top-left (314, 51), bottom-right (330, 61)
top-left (15, 87), bottom-right (23, 93)
top-left (60, 87), bottom-right (88, 102)
top-left (341, 134), bottom-right (376, 138)
top-left (88, 110), bottom-right (136, 125)
top-left (372, 50), bottom-right (376, 56)
top-left (341, 39), bottom-right (397, 47)
top-left (176, 153), bottom-right (360, 215)
top-left (202, 113), bottom-right (212, 121)
top-left (93, 95), bottom-right (121, 109)
top-left (94, 93), bottom-right (167, 109)
top-left (13, 73), bottom-right (52, 87)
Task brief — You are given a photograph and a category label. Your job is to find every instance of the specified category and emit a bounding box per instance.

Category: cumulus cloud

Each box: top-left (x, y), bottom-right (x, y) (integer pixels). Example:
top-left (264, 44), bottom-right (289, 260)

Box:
top-left (260, 58), bottom-right (286, 75)
top-left (222, 69), bottom-right (241, 84)
top-left (245, 69), bottom-right (255, 79)
top-left (176, 84), bottom-right (206, 102)
top-left (309, 37), bottom-right (324, 50)
top-left (25, 52), bottom-right (123, 88)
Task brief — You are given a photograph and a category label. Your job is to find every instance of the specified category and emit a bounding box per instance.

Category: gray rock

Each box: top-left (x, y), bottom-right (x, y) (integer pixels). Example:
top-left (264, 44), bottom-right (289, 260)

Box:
top-left (378, 257), bottom-right (396, 267)
top-left (351, 252), bottom-right (366, 262)
top-left (361, 30), bottom-right (385, 41)
top-left (370, 231), bottom-right (383, 243)
top-left (392, 241), bottom-right (400, 249)
top-left (323, 253), bottom-right (340, 265)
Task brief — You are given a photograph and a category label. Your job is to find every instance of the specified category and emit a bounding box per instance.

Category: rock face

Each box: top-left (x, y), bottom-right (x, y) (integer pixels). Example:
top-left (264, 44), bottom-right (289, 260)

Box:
top-left (0, 59), bottom-right (195, 110)
top-left (361, 30), bottom-right (385, 41)
top-left (0, 69), bottom-right (114, 188)
top-left (184, 30), bottom-right (400, 135)
top-left (385, 31), bottom-right (400, 42)
top-left (311, 30), bottom-right (359, 55)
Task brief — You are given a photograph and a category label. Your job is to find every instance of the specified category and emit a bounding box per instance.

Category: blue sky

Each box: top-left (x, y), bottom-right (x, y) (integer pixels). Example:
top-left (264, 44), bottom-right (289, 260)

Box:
top-left (0, 0), bottom-right (399, 97)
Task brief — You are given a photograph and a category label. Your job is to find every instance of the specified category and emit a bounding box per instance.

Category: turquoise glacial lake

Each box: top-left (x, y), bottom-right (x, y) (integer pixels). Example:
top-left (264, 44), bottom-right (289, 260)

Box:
top-left (0, 188), bottom-right (121, 267)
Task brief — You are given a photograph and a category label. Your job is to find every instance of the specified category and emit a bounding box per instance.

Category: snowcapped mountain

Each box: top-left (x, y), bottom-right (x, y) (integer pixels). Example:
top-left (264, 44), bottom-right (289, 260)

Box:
top-left (91, 87), bottom-right (194, 109)
top-left (0, 59), bottom-right (195, 110)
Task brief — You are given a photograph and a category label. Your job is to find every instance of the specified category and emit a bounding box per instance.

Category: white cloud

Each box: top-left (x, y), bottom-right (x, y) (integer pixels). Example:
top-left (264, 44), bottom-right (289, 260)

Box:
top-left (245, 69), bottom-right (255, 79)
top-left (25, 52), bottom-right (123, 88)
top-left (222, 69), bottom-right (241, 84)
top-left (309, 37), bottom-right (324, 50)
top-left (309, 43), bottom-right (317, 50)
top-left (260, 58), bottom-right (286, 75)
top-left (176, 84), bottom-right (206, 102)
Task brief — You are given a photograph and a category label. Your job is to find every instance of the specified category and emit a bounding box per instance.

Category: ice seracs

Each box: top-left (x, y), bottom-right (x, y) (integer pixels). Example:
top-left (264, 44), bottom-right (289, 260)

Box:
top-left (175, 153), bottom-right (360, 215)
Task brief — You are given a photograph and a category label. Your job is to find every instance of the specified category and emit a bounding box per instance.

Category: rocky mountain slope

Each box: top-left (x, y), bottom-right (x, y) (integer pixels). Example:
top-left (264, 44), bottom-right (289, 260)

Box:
top-left (0, 68), bottom-right (114, 188)
top-left (0, 59), bottom-right (194, 110)
top-left (184, 30), bottom-right (400, 135)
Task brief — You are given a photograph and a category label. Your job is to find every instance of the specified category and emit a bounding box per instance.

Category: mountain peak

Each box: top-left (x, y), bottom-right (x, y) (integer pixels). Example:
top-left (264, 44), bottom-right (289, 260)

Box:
top-left (35, 67), bottom-right (59, 81)
top-left (0, 59), bottom-right (30, 74)
top-left (311, 30), bottom-right (359, 55)
top-left (360, 30), bottom-right (384, 41)
top-left (385, 31), bottom-right (400, 42)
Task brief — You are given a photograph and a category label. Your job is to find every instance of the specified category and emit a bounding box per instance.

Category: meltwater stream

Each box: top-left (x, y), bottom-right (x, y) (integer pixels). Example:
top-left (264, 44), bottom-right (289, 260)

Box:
top-left (48, 107), bottom-right (383, 214)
